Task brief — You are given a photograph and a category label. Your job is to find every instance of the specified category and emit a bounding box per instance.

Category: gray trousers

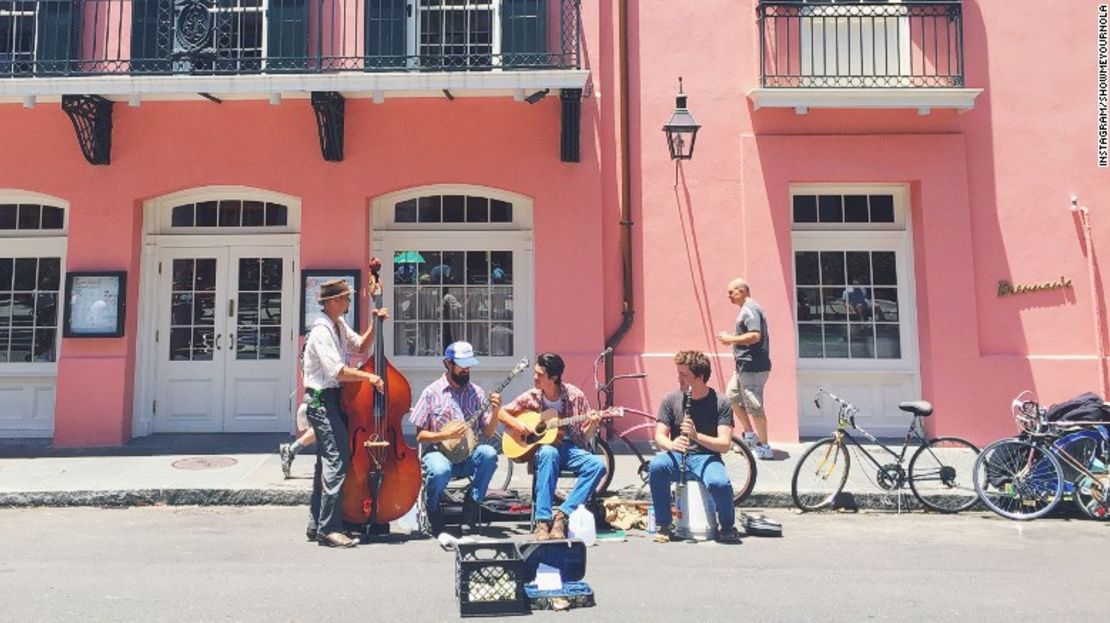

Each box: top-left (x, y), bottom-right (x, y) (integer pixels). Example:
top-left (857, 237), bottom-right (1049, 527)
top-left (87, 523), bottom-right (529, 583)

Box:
top-left (306, 388), bottom-right (351, 535)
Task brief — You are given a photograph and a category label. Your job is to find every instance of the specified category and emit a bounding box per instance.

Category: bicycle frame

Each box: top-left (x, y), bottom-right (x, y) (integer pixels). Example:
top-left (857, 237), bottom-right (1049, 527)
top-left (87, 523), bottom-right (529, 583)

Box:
top-left (816, 388), bottom-right (930, 479)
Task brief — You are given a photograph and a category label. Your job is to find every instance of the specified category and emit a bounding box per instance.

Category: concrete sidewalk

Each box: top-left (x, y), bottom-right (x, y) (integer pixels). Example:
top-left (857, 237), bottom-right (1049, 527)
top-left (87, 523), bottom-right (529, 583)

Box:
top-left (0, 434), bottom-right (965, 511)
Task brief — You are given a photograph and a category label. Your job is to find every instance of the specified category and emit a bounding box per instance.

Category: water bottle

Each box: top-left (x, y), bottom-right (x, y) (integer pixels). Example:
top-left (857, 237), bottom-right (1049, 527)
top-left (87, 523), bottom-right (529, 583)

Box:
top-left (646, 506), bottom-right (656, 534)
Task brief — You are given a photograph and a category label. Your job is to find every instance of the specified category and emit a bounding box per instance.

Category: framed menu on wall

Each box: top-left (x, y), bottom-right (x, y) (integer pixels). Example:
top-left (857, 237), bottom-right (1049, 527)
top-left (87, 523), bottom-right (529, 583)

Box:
top-left (64, 271), bottom-right (126, 337)
top-left (300, 269), bottom-right (360, 334)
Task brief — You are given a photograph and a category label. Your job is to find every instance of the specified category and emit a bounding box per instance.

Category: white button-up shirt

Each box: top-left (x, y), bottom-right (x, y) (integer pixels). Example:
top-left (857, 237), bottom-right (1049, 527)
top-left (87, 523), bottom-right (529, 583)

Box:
top-left (303, 316), bottom-right (363, 390)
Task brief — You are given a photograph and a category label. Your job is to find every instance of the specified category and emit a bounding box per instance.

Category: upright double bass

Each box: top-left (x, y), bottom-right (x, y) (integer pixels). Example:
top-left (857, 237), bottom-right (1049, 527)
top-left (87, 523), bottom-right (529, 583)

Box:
top-left (340, 258), bottom-right (421, 526)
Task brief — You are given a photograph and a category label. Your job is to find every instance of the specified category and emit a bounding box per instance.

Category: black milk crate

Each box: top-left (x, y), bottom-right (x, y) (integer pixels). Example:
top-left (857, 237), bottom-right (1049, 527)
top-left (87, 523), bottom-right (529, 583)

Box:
top-left (454, 541), bottom-right (530, 617)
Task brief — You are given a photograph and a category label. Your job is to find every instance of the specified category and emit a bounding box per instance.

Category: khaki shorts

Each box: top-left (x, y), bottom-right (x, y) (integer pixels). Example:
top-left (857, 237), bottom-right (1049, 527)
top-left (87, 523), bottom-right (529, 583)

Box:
top-left (726, 370), bottom-right (769, 416)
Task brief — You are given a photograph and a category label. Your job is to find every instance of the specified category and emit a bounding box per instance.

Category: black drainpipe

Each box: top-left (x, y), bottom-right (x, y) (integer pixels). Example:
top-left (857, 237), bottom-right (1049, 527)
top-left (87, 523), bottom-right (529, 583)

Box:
top-left (603, 0), bottom-right (635, 409)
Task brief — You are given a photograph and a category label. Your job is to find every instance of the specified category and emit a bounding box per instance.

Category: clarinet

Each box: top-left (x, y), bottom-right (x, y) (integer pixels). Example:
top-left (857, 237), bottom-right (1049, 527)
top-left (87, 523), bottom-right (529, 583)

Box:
top-left (677, 390), bottom-right (692, 492)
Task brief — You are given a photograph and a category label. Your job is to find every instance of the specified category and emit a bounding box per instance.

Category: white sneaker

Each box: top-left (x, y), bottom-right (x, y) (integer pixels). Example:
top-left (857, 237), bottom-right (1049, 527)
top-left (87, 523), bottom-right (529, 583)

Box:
top-left (741, 432), bottom-right (759, 449)
top-left (754, 443), bottom-right (775, 460)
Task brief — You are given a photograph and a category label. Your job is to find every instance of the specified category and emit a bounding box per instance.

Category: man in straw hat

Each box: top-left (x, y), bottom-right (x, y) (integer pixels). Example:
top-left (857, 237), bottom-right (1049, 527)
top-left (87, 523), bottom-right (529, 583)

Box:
top-left (302, 278), bottom-right (387, 548)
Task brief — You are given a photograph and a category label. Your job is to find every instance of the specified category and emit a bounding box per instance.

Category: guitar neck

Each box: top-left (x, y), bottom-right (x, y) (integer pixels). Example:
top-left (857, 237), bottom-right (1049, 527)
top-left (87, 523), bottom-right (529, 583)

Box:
top-left (551, 411), bottom-right (611, 428)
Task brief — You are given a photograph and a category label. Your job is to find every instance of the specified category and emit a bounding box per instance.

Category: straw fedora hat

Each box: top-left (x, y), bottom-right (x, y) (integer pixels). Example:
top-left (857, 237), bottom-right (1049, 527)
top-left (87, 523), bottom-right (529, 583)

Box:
top-left (317, 279), bottom-right (353, 302)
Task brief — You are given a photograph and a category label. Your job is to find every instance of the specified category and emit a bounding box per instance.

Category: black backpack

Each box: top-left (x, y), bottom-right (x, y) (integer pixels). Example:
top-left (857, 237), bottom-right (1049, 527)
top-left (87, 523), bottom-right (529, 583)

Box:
top-left (1044, 392), bottom-right (1110, 423)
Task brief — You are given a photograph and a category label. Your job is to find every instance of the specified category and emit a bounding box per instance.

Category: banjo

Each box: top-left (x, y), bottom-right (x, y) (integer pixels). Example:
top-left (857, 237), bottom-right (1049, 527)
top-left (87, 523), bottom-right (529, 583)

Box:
top-left (434, 357), bottom-right (530, 464)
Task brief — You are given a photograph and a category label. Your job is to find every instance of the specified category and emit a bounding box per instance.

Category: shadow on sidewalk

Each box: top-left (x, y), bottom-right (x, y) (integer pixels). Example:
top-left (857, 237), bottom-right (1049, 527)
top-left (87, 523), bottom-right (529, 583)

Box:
top-left (0, 433), bottom-right (292, 458)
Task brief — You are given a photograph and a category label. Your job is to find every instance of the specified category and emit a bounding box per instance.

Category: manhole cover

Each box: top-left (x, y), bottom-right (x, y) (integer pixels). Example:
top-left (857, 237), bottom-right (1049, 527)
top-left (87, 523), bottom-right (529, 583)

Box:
top-left (171, 456), bottom-right (238, 470)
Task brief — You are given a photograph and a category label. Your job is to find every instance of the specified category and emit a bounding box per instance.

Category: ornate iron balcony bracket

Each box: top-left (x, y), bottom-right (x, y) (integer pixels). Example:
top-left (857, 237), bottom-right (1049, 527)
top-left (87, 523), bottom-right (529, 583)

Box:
top-left (62, 95), bottom-right (114, 166)
top-left (560, 88), bottom-right (582, 163)
top-left (311, 91), bottom-right (345, 162)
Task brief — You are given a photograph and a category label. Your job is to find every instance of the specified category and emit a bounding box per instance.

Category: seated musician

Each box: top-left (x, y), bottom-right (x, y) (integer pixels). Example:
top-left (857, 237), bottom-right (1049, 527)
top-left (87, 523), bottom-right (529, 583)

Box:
top-left (648, 350), bottom-right (743, 544)
top-left (500, 353), bottom-right (606, 541)
top-left (409, 341), bottom-right (506, 535)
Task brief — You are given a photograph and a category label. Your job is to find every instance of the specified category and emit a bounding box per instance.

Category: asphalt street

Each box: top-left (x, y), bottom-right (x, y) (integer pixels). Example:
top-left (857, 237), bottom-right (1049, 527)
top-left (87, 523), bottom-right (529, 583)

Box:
top-left (1, 507), bottom-right (1105, 622)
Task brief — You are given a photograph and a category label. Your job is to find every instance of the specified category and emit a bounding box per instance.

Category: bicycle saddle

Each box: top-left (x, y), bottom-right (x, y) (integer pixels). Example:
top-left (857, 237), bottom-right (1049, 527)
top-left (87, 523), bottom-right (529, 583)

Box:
top-left (898, 401), bottom-right (933, 417)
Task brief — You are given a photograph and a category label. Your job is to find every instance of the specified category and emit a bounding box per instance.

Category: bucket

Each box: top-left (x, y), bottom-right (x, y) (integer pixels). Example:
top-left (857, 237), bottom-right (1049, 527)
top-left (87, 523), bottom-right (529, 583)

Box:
top-left (675, 482), bottom-right (717, 541)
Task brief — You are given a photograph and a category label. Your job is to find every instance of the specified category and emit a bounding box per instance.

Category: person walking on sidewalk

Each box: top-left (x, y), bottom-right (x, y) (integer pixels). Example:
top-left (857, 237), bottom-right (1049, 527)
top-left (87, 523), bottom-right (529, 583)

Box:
top-left (718, 277), bottom-right (775, 460)
top-left (302, 279), bottom-right (387, 548)
top-left (648, 350), bottom-right (743, 544)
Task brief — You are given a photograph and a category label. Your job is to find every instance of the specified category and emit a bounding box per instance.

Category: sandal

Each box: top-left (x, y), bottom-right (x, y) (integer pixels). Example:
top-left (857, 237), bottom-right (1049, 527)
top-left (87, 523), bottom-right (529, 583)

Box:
top-left (653, 524), bottom-right (678, 543)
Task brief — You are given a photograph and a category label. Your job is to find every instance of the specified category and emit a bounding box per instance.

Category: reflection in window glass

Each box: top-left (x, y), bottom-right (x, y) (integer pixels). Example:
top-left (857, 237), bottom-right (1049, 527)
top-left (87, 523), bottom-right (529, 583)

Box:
top-left (0, 256), bottom-right (62, 363)
top-left (794, 250), bottom-right (901, 360)
top-left (394, 248), bottom-right (515, 357)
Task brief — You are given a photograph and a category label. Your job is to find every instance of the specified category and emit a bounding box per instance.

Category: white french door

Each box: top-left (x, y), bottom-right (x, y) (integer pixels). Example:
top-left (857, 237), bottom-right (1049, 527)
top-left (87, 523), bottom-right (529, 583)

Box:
top-left (153, 245), bottom-right (295, 433)
top-left (799, 0), bottom-right (913, 87)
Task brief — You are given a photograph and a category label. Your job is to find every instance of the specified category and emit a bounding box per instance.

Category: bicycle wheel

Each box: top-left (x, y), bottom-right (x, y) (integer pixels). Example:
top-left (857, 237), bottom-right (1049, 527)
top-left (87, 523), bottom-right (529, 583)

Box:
top-left (722, 435), bottom-right (757, 505)
top-left (554, 438), bottom-right (615, 502)
top-left (973, 438), bottom-right (1063, 521)
top-left (791, 437), bottom-right (851, 511)
top-left (1057, 433), bottom-right (1110, 520)
top-left (486, 434), bottom-right (515, 492)
top-left (908, 436), bottom-right (980, 513)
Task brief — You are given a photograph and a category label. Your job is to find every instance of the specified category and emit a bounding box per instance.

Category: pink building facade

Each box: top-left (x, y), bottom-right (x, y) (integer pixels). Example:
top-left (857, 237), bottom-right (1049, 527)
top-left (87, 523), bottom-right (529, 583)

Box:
top-left (0, 0), bottom-right (1106, 447)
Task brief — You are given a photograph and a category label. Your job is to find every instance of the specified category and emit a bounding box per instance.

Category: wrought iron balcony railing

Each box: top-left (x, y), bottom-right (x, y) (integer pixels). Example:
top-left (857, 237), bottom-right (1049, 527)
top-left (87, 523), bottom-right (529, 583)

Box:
top-left (0, 0), bottom-right (580, 77)
top-left (758, 1), bottom-right (964, 88)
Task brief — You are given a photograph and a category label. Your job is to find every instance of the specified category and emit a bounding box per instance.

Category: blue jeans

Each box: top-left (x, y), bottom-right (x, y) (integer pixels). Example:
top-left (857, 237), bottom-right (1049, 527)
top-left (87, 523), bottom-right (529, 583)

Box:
top-left (648, 451), bottom-right (736, 530)
top-left (533, 441), bottom-right (606, 521)
top-left (422, 444), bottom-right (498, 509)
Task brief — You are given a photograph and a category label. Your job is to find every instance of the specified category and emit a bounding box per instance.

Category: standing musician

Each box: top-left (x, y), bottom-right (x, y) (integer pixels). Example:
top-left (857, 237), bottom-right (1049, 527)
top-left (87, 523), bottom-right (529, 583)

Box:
top-left (648, 350), bottom-right (743, 544)
top-left (409, 341), bottom-right (508, 535)
top-left (302, 279), bottom-right (387, 548)
top-left (500, 353), bottom-right (606, 541)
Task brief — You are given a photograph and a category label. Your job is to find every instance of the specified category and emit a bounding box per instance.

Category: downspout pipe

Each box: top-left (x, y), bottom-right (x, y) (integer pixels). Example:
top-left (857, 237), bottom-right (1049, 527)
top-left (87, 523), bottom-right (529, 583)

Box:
top-left (1072, 196), bottom-right (1109, 397)
top-left (603, 0), bottom-right (635, 409)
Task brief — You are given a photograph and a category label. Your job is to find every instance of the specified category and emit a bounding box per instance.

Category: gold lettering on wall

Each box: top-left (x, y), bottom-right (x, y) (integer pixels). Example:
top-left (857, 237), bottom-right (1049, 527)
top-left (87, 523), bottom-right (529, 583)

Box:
top-left (997, 276), bottom-right (1074, 297)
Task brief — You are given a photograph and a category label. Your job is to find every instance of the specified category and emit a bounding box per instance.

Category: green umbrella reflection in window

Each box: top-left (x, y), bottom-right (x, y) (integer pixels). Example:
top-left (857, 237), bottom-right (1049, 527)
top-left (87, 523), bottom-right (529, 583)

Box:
top-left (393, 251), bottom-right (426, 285)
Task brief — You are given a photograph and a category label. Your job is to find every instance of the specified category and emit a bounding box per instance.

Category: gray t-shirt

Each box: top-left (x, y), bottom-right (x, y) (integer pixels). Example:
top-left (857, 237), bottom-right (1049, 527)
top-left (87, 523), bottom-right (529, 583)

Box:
top-left (657, 389), bottom-right (733, 455)
top-left (733, 298), bottom-right (771, 373)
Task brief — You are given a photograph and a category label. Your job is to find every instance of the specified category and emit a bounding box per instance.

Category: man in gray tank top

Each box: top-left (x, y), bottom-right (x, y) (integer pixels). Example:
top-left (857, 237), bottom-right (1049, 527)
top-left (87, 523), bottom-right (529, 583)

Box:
top-left (717, 278), bottom-right (775, 460)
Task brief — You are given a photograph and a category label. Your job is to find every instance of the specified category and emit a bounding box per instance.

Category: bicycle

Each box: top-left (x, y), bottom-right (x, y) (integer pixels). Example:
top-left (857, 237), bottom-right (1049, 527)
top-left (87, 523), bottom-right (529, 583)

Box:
top-left (972, 392), bottom-right (1110, 521)
top-left (592, 348), bottom-right (757, 505)
top-left (791, 388), bottom-right (980, 513)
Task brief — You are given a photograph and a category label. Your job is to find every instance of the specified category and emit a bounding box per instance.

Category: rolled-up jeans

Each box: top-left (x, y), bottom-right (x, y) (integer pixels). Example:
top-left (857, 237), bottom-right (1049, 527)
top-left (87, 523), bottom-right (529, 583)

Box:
top-left (422, 443), bottom-right (498, 510)
top-left (306, 387), bottom-right (350, 535)
top-left (533, 441), bottom-right (606, 521)
top-left (648, 451), bottom-right (736, 530)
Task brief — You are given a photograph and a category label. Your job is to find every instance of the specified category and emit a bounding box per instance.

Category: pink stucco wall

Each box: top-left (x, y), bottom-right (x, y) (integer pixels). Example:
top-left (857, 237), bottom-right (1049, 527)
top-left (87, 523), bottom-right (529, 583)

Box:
top-left (612, 0), bottom-right (1110, 445)
top-left (0, 95), bottom-right (605, 446)
top-left (2, 0), bottom-right (1109, 446)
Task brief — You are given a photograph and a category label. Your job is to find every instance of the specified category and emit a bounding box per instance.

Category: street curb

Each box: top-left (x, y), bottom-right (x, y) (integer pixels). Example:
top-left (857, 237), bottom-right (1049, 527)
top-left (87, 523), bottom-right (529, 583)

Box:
top-left (0, 487), bottom-right (959, 511)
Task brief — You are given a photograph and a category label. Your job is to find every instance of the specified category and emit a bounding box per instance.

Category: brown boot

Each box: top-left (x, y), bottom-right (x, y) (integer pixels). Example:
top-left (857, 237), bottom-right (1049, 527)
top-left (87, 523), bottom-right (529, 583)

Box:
top-left (533, 521), bottom-right (551, 541)
top-left (549, 510), bottom-right (568, 540)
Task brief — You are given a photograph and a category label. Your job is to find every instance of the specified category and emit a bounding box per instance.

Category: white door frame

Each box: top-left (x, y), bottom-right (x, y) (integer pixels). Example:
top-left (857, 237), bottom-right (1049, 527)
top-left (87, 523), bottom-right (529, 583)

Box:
top-left (133, 187), bottom-right (301, 437)
top-left (790, 184), bottom-right (921, 437)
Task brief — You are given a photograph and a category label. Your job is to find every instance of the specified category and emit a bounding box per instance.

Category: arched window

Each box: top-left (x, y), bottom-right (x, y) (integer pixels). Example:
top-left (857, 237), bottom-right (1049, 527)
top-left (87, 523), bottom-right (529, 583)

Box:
top-left (0, 192), bottom-right (67, 367)
top-left (373, 185), bottom-right (533, 368)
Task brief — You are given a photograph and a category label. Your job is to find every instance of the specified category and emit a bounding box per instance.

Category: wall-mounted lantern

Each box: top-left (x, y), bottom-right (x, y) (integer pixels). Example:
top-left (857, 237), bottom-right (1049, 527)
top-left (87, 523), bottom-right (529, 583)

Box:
top-left (662, 77), bottom-right (700, 160)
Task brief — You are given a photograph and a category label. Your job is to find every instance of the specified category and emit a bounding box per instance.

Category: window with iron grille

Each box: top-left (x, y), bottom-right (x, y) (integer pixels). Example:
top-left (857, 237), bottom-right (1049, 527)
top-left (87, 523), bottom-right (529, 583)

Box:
top-left (208, 0), bottom-right (265, 72)
top-left (0, 1), bottom-right (36, 74)
top-left (418, 0), bottom-right (495, 69)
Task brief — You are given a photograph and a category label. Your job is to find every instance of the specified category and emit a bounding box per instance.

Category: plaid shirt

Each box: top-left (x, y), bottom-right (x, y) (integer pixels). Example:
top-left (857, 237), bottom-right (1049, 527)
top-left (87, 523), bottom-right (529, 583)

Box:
top-left (408, 374), bottom-right (489, 433)
top-left (504, 382), bottom-right (594, 448)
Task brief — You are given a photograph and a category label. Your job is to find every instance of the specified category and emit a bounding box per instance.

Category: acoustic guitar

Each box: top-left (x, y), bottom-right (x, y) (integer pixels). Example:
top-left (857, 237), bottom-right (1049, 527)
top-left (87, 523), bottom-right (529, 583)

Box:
top-left (501, 407), bottom-right (624, 463)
